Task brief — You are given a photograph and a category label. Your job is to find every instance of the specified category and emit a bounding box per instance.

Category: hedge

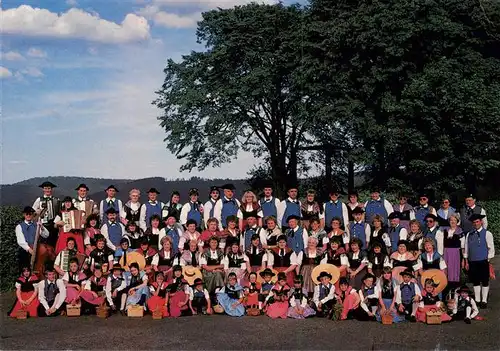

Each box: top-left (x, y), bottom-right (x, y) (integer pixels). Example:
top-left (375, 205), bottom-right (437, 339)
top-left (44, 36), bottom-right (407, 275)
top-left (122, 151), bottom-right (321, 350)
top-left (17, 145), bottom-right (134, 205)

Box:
top-left (1, 202), bottom-right (498, 292)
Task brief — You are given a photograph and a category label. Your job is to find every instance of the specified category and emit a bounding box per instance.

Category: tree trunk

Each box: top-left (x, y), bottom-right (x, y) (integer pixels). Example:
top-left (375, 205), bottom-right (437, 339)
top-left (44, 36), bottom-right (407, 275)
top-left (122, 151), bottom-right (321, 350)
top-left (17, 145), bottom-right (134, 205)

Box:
top-left (348, 159), bottom-right (354, 191)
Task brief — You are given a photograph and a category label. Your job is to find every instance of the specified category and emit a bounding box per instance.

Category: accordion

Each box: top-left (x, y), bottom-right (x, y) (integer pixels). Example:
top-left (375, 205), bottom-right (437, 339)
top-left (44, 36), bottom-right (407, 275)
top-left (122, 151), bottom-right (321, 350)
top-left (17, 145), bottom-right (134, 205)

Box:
top-left (62, 210), bottom-right (86, 232)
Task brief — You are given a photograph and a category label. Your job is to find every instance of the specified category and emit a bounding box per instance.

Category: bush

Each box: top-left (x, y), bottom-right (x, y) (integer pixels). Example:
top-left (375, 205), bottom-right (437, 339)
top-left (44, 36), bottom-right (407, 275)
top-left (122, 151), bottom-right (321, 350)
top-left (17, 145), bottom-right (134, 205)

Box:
top-left (483, 200), bottom-right (500, 252)
top-left (0, 206), bottom-right (22, 292)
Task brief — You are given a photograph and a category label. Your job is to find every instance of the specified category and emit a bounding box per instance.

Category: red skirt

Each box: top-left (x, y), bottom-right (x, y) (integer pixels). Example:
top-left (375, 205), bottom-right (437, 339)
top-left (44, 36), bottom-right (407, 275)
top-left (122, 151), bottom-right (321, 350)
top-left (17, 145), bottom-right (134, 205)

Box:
top-left (168, 291), bottom-right (188, 318)
top-left (245, 292), bottom-right (259, 307)
top-left (266, 300), bottom-right (288, 319)
top-left (80, 291), bottom-right (105, 306)
top-left (10, 292), bottom-right (39, 318)
top-left (274, 267), bottom-right (296, 288)
top-left (56, 231), bottom-right (85, 255)
top-left (147, 296), bottom-right (169, 317)
top-left (65, 287), bottom-right (81, 303)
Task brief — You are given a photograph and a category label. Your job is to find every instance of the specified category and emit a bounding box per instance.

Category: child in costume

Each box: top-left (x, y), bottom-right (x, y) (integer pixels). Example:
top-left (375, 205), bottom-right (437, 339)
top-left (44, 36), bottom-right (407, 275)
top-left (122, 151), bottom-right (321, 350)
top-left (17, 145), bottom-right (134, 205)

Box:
top-left (166, 265), bottom-right (190, 317)
top-left (376, 268), bottom-right (406, 323)
top-left (105, 263), bottom-right (127, 314)
top-left (216, 272), bottom-right (245, 317)
top-left (9, 266), bottom-right (40, 318)
top-left (451, 285), bottom-right (479, 324)
top-left (244, 272), bottom-right (260, 313)
top-left (80, 265), bottom-right (107, 314)
top-left (259, 268), bottom-right (275, 311)
top-left (189, 278), bottom-right (212, 315)
top-left (335, 277), bottom-right (360, 320)
top-left (395, 268), bottom-right (421, 322)
top-left (312, 271), bottom-right (336, 318)
top-left (147, 271), bottom-right (169, 317)
top-left (265, 272), bottom-right (290, 319)
top-left (358, 273), bottom-right (378, 320)
top-left (62, 258), bottom-right (86, 306)
top-left (415, 278), bottom-right (452, 323)
top-left (287, 275), bottom-right (315, 319)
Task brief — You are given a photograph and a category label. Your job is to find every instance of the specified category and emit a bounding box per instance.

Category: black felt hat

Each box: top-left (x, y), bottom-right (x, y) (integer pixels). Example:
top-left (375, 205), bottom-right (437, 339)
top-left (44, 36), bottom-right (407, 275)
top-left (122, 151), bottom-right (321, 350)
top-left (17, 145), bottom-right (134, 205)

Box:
top-left (39, 181), bottom-right (57, 188)
top-left (105, 185), bottom-right (119, 192)
top-left (75, 183), bottom-right (89, 191)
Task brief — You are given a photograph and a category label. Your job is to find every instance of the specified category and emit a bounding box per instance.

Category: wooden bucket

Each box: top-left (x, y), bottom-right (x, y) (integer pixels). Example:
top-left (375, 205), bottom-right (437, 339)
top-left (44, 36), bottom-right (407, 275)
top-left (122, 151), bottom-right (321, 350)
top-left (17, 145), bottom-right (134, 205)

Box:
top-left (426, 309), bottom-right (442, 325)
top-left (66, 303), bottom-right (81, 317)
top-left (96, 304), bottom-right (110, 319)
top-left (381, 312), bottom-right (393, 325)
top-left (127, 304), bottom-right (144, 318)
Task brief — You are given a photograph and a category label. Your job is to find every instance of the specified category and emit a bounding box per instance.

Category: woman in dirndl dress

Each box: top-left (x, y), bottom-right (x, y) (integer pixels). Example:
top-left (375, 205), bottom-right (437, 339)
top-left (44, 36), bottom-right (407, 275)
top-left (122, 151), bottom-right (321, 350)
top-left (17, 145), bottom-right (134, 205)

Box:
top-left (200, 236), bottom-right (226, 293)
top-left (300, 190), bottom-right (322, 230)
top-left (124, 262), bottom-right (149, 309)
top-left (261, 216), bottom-right (281, 249)
top-left (80, 265), bottom-right (107, 314)
top-left (367, 241), bottom-right (391, 278)
top-left (84, 214), bottom-right (100, 256)
top-left (244, 233), bottom-right (267, 273)
top-left (144, 214), bottom-right (162, 249)
top-left (267, 235), bottom-right (298, 287)
top-left (54, 197), bottom-right (85, 255)
top-left (216, 272), bottom-right (246, 317)
top-left (237, 191), bottom-right (263, 231)
top-left (62, 258), bottom-right (86, 305)
top-left (222, 242), bottom-right (248, 284)
top-left (347, 238), bottom-right (368, 290)
top-left (375, 269), bottom-right (406, 323)
top-left (323, 218), bottom-right (349, 252)
top-left (406, 219), bottom-right (424, 256)
top-left (147, 271), bottom-right (169, 316)
top-left (299, 236), bottom-right (327, 296)
top-left (443, 214), bottom-right (463, 291)
top-left (151, 236), bottom-right (180, 282)
top-left (123, 188), bottom-right (141, 227)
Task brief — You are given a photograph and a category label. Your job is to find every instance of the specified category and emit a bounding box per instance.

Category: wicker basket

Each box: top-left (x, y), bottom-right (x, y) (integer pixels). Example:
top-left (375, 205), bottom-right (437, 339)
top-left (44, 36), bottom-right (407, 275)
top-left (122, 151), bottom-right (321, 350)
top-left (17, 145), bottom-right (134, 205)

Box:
top-left (127, 304), bottom-right (144, 318)
top-left (152, 307), bottom-right (163, 320)
top-left (426, 309), bottom-right (442, 325)
top-left (96, 304), bottom-right (110, 319)
top-left (15, 309), bottom-right (28, 320)
top-left (66, 303), bottom-right (81, 317)
top-left (381, 311), bottom-right (393, 325)
top-left (246, 307), bottom-right (260, 316)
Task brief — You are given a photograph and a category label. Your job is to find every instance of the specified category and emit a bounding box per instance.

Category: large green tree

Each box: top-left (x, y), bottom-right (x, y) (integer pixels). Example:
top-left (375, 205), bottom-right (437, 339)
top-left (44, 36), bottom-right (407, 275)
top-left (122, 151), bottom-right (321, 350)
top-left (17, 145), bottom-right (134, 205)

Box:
top-left (154, 3), bottom-right (319, 196)
top-left (307, 0), bottom-right (500, 196)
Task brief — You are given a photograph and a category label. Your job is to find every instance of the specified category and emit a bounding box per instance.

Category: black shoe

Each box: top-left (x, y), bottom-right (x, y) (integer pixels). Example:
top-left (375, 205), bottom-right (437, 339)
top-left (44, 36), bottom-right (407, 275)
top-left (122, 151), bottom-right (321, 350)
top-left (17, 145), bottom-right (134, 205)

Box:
top-left (482, 302), bottom-right (488, 309)
top-left (409, 316), bottom-right (416, 323)
top-left (464, 318), bottom-right (471, 324)
top-left (120, 310), bottom-right (126, 316)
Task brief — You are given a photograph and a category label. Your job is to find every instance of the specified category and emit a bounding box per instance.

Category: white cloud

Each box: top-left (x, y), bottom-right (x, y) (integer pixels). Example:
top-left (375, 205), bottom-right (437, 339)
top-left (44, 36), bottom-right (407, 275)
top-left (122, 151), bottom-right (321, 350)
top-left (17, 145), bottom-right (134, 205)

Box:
top-left (27, 47), bottom-right (47, 58)
top-left (2, 51), bottom-right (25, 61)
top-left (66, 0), bottom-right (78, 6)
top-left (1, 5), bottom-right (150, 44)
top-left (0, 66), bottom-right (13, 78)
top-left (137, 5), bottom-right (200, 28)
top-left (20, 67), bottom-right (44, 77)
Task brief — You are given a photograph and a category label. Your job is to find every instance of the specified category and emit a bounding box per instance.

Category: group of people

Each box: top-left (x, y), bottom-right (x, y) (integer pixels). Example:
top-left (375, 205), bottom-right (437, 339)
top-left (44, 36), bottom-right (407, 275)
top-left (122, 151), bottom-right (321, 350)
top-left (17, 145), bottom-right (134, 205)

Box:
top-left (10, 181), bottom-right (495, 324)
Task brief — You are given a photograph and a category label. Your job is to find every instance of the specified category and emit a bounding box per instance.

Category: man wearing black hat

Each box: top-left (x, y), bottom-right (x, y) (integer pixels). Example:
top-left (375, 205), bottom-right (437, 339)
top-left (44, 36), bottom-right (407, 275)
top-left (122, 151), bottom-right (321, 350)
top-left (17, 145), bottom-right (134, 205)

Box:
top-left (139, 188), bottom-right (165, 232)
top-left (16, 206), bottom-right (50, 272)
top-left (423, 213), bottom-right (444, 255)
top-left (213, 184), bottom-right (241, 230)
top-left (99, 185), bottom-right (125, 224)
top-left (459, 194), bottom-right (488, 235)
top-left (463, 213), bottom-right (495, 308)
top-left (387, 212), bottom-right (409, 253)
top-left (363, 187), bottom-right (393, 226)
top-left (72, 183), bottom-right (98, 215)
top-left (258, 183), bottom-right (281, 223)
top-left (203, 186), bottom-right (220, 227)
top-left (413, 192), bottom-right (437, 227)
top-left (277, 184), bottom-right (301, 231)
top-left (32, 181), bottom-right (60, 247)
top-left (180, 188), bottom-right (204, 229)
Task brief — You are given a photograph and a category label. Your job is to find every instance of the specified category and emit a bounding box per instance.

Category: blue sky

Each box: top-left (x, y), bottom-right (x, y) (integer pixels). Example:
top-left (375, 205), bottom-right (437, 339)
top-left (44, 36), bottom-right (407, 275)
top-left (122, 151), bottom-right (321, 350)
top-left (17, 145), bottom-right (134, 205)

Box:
top-left (1, 0), bottom-right (301, 184)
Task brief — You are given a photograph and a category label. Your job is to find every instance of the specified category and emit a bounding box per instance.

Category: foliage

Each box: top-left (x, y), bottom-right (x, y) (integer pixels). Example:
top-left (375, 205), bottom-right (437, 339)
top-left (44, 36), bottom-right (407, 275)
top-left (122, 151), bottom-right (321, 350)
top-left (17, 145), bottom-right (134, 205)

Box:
top-left (483, 200), bottom-right (500, 251)
top-left (0, 206), bottom-right (22, 292)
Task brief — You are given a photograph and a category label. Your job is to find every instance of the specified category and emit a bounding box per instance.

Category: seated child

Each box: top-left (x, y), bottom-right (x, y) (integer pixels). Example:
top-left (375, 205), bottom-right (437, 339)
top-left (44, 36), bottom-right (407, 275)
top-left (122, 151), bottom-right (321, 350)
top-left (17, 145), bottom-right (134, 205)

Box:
top-left (147, 272), bottom-right (169, 317)
top-left (105, 263), bottom-right (127, 314)
top-left (62, 258), bottom-right (86, 306)
top-left (244, 272), bottom-right (260, 313)
top-left (124, 262), bottom-right (149, 312)
top-left (216, 272), bottom-right (245, 317)
top-left (335, 277), bottom-right (360, 320)
top-left (265, 272), bottom-right (290, 319)
top-left (357, 273), bottom-right (378, 320)
top-left (416, 278), bottom-right (452, 323)
top-left (375, 268), bottom-right (406, 323)
top-left (9, 266), bottom-right (40, 318)
top-left (37, 267), bottom-right (66, 317)
top-left (287, 275), bottom-right (315, 319)
top-left (114, 238), bottom-right (135, 264)
top-left (166, 265), bottom-right (190, 317)
top-left (312, 271), bottom-right (336, 318)
top-left (259, 268), bottom-right (275, 310)
top-left (189, 278), bottom-right (212, 315)
top-left (124, 222), bottom-right (143, 249)
top-left (80, 265), bottom-right (107, 314)
top-left (451, 285), bottom-right (479, 324)
top-left (395, 268), bottom-right (421, 322)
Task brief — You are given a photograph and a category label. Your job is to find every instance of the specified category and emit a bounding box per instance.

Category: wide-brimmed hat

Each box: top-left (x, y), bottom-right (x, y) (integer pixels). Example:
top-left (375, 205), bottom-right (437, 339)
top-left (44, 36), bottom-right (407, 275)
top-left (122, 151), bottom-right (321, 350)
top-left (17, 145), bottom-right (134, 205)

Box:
top-left (257, 268), bottom-right (279, 284)
top-left (399, 268), bottom-right (415, 278)
top-left (420, 269), bottom-right (448, 294)
top-left (468, 213), bottom-right (486, 222)
top-left (39, 181), bottom-right (57, 188)
top-left (457, 285), bottom-right (472, 294)
top-left (286, 214), bottom-right (301, 222)
top-left (182, 265), bottom-right (203, 286)
top-left (105, 185), bottom-right (119, 192)
top-left (22, 206), bottom-right (35, 214)
top-left (311, 264), bottom-right (340, 285)
top-left (112, 263), bottom-right (125, 272)
top-left (392, 266), bottom-right (415, 284)
top-left (120, 251), bottom-right (146, 272)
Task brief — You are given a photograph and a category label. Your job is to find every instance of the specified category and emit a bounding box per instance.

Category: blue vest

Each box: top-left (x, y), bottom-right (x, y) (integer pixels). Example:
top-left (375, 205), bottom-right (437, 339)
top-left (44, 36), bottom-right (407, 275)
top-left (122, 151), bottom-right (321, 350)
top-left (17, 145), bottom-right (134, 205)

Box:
top-left (365, 199), bottom-right (388, 224)
top-left (287, 227), bottom-right (304, 254)
top-left (208, 199), bottom-right (216, 218)
top-left (243, 227), bottom-right (259, 250)
top-left (400, 282), bottom-right (416, 304)
top-left (187, 202), bottom-right (202, 226)
top-left (389, 225), bottom-right (403, 251)
top-left (349, 222), bottom-right (366, 248)
top-left (467, 228), bottom-right (488, 262)
top-left (424, 227), bottom-right (439, 242)
top-left (260, 197), bottom-right (277, 219)
top-left (325, 201), bottom-right (344, 227)
top-left (193, 290), bottom-right (206, 299)
top-left (102, 200), bottom-right (120, 223)
top-left (221, 198), bottom-right (239, 228)
top-left (282, 199), bottom-right (301, 227)
top-left (319, 283), bottom-right (332, 299)
top-left (415, 206), bottom-right (431, 226)
top-left (165, 227), bottom-right (181, 254)
top-left (107, 223), bottom-right (123, 247)
top-left (145, 202), bottom-right (162, 226)
top-left (20, 221), bottom-right (37, 247)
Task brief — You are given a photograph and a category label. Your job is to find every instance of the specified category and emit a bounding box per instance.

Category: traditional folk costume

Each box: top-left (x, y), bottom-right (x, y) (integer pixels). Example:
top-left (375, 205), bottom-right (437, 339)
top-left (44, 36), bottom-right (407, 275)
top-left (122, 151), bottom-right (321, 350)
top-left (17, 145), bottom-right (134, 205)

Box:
top-left (151, 249), bottom-right (180, 281)
top-left (238, 204), bottom-right (264, 230)
top-left (203, 187), bottom-right (219, 227)
top-left (285, 224), bottom-right (308, 255)
top-left (180, 200), bottom-right (204, 229)
top-left (325, 247), bottom-right (349, 290)
top-left (244, 281), bottom-right (260, 310)
top-left (443, 227), bottom-right (463, 285)
top-left (159, 225), bottom-right (183, 255)
top-left (124, 271), bottom-right (149, 308)
top-left (387, 224), bottom-right (409, 254)
top-left (390, 250), bottom-right (417, 270)
top-left (189, 282), bottom-right (211, 314)
top-left (287, 287), bottom-right (316, 319)
top-left (222, 252), bottom-right (248, 284)
top-left (298, 249), bottom-right (327, 295)
top-left (321, 200), bottom-right (349, 231)
top-left (99, 191), bottom-right (125, 224)
top-left (415, 292), bottom-right (452, 323)
top-left (124, 225), bottom-right (144, 250)
top-left (15, 215), bottom-right (49, 272)
top-left (277, 197), bottom-right (301, 231)
top-left (214, 195), bottom-right (241, 230)
top-left (105, 266), bottom-right (127, 312)
top-left (259, 196), bottom-right (280, 225)
top-left (375, 278), bottom-right (406, 323)
top-left (123, 200), bottom-right (142, 227)
top-left (88, 246), bottom-right (114, 273)
top-left (37, 277), bottom-right (67, 317)
top-left (309, 228), bottom-right (327, 249)
top-left (80, 275), bottom-right (107, 313)
top-left (32, 182), bottom-right (60, 247)
top-left (395, 271), bottom-right (422, 321)
top-left (265, 283), bottom-right (290, 319)
top-left (54, 205), bottom-right (85, 255)
top-left (349, 220), bottom-right (371, 251)
top-left (460, 204), bottom-right (487, 234)
top-left (364, 196), bottom-right (393, 225)
top-left (241, 225), bottom-right (264, 251)
top-left (367, 250), bottom-right (391, 278)
top-left (84, 226), bottom-right (100, 256)
top-left (144, 225), bottom-right (161, 249)
top-left (451, 286), bottom-right (479, 323)
top-left (300, 200), bottom-right (322, 229)
top-left (221, 227), bottom-right (241, 252)
top-left (312, 280), bottom-right (336, 317)
top-left (261, 226), bottom-right (282, 248)
top-left (407, 230), bottom-right (424, 254)
top-left (147, 281), bottom-right (169, 317)
top-left (347, 250), bottom-right (368, 290)
top-left (200, 249), bottom-right (226, 293)
top-left (54, 247), bottom-right (83, 275)
top-left (166, 277), bottom-right (189, 317)
top-left (245, 243), bottom-right (267, 273)
top-left (9, 273), bottom-right (40, 318)
top-left (393, 203), bottom-right (414, 230)
top-left (336, 281), bottom-right (360, 320)
top-left (416, 251), bottom-right (447, 272)
top-left (436, 206), bottom-right (457, 230)
top-left (140, 198), bottom-right (165, 233)
top-left (179, 230), bottom-right (204, 251)
top-left (323, 229), bottom-right (349, 250)
top-left (414, 204), bottom-right (437, 227)
top-left (216, 284), bottom-right (245, 317)
top-left (423, 224), bottom-right (444, 256)
top-left (267, 247), bottom-right (298, 287)
top-left (62, 270), bottom-right (86, 304)
top-left (180, 248), bottom-right (201, 267)
top-left (101, 219), bottom-right (126, 252)
top-left (258, 269), bottom-right (276, 309)
top-left (358, 283), bottom-right (378, 319)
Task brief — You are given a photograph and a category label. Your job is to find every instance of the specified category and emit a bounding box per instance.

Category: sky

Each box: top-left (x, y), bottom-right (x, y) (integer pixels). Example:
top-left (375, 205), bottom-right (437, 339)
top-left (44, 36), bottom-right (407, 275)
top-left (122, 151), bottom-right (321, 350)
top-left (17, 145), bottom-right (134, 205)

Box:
top-left (0, 0), bottom-right (301, 184)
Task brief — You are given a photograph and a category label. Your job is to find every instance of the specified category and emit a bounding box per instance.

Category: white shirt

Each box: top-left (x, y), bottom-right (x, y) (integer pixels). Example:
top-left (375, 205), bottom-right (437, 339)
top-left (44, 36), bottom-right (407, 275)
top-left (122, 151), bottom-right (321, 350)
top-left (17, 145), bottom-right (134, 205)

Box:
top-left (99, 198), bottom-right (126, 222)
top-left (213, 197), bottom-right (242, 230)
top-left (394, 226), bottom-right (409, 241)
top-left (367, 255), bottom-right (391, 269)
top-left (289, 291), bottom-right (308, 308)
top-left (38, 279), bottom-right (66, 310)
top-left (415, 252), bottom-right (447, 270)
top-left (313, 283), bottom-right (335, 305)
top-left (452, 296), bottom-right (478, 318)
top-left (15, 221), bottom-right (49, 252)
top-left (158, 226), bottom-right (184, 250)
top-left (105, 274), bottom-right (126, 307)
top-left (276, 198), bottom-right (301, 227)
top-left (32, 196), bottom-right (58, 223)
top-left (151, 251), bottom-right (181, 266)
top-left (395, 282), bottom-right (422, 304)
top-left (350, 221), bottom-right (372, 245)
top-left (359, 285), bottom-right (378, 313)
top-left (295, 250), bottom-right (328, 266)
top-left (72, 197), bottom-right (98, 213)
top-left (468, 205), bottom-right (488, 229)
top-left (199, 250), bottom-right (222, 266)
top-left (323, 231), bottom-right (349, 246)
top-left (139, 201), bottom-right (165, 231)
top-left (203, 199), bottom-right (218, 226)
top-left (180, 202), bottom-right (204, 225)
top-left (100, 222), bottom-right (126, 251)
top-left (258, 197), bottom-right (281, 216)
top-left (320, 201), bottom-right (350, 229)
top-left (426, 226), bottom-right (444, 255)
top-left (463, 227), bottom-right (495, 260)
top-left (346, 251), bottom-right (368, 268)
top-left (286, 225), bottom-right (309, 250)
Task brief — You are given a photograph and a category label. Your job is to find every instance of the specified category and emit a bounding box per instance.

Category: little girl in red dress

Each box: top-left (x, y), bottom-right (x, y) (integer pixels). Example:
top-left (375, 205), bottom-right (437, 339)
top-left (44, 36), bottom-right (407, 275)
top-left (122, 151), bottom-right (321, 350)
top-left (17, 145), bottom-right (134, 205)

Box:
top-left (9, 267), bottom-right (40, 318)
top-left (244, 272), bottom-right (260, 311)
top-left (265, 272), bottom-right (290, 319)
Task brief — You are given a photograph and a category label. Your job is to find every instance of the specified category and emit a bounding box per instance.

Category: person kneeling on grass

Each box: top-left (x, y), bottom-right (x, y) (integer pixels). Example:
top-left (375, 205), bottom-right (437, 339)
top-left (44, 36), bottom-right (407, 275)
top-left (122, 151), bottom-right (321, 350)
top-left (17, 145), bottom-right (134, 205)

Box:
top-left (451, 285), bottom-right (479, 324)
top-left (37, 267), bottom-right (66, 317)
top-left (312, 271), bottom-right (336, 318)
top-left (189, 278), bottom-right (213, 315)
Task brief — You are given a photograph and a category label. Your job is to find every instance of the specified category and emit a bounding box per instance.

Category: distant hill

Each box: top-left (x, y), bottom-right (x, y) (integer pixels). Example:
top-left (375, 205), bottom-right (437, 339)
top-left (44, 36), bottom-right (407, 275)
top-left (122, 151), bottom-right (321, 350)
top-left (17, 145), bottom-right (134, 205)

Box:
top-left (0, 176), bottom-right (248, 207)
